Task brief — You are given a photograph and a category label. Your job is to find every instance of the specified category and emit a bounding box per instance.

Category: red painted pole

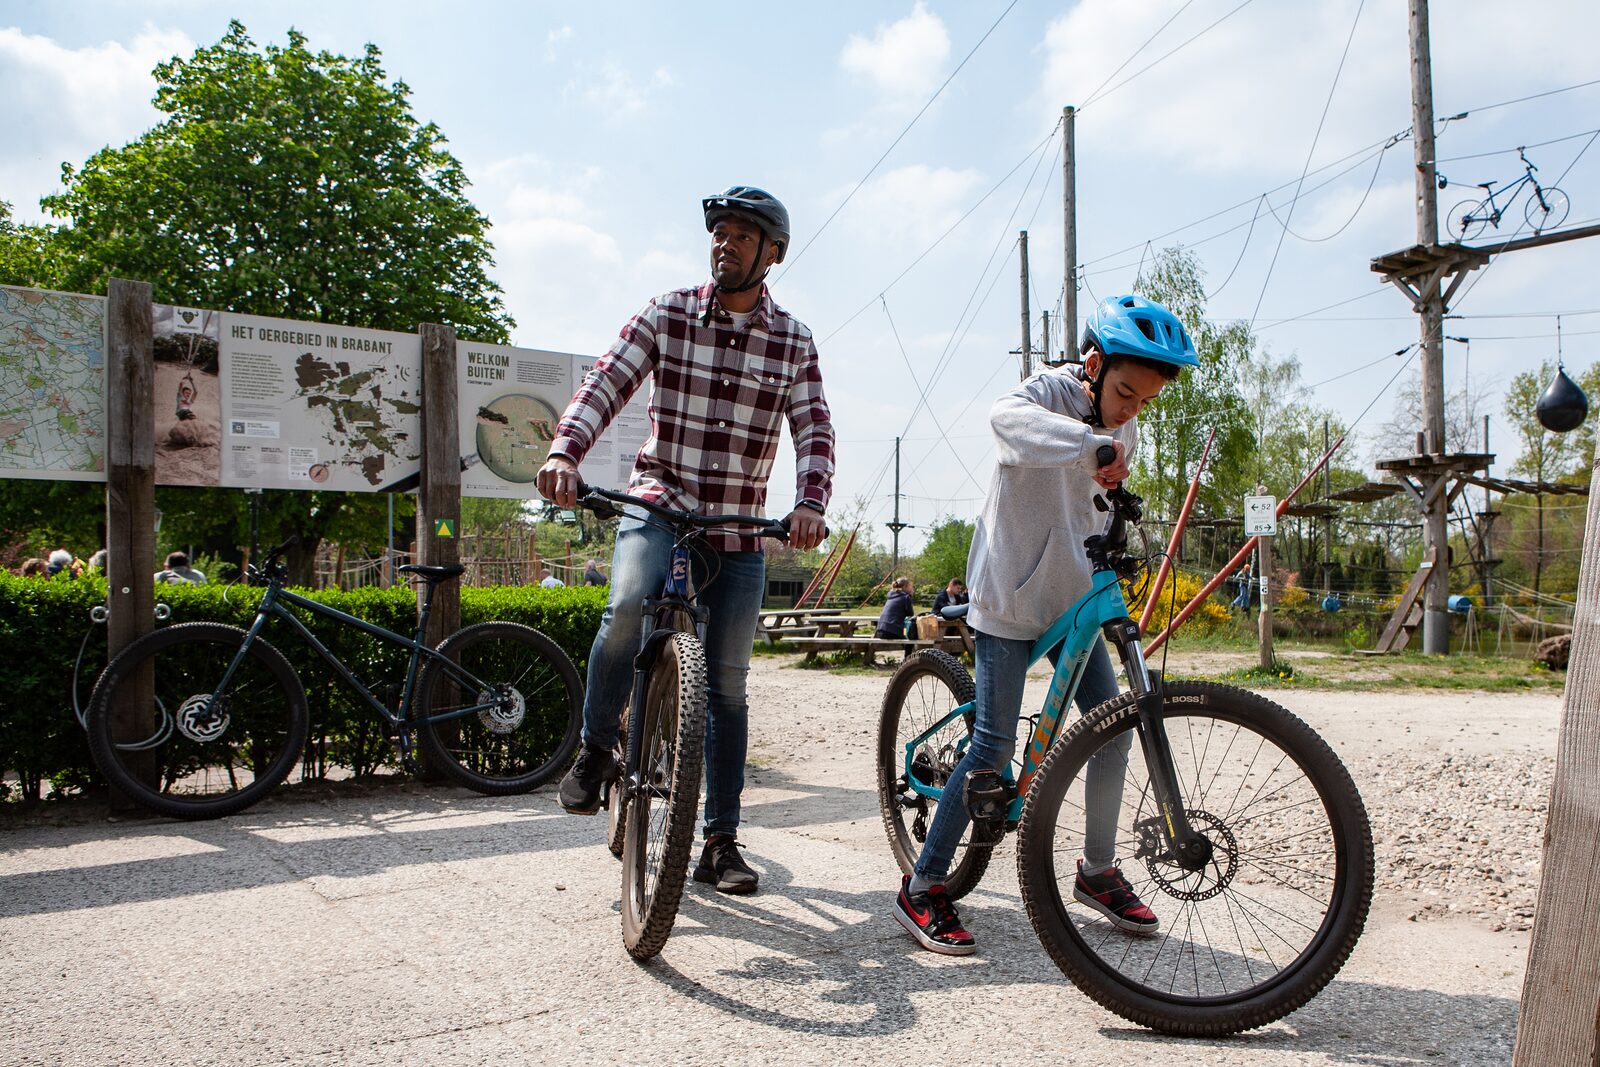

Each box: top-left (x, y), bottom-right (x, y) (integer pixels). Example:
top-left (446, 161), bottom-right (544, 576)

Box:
top-left (1144, 434), bottom-right (1345, 654)
top-left (1139, 428), bottom-right (1217, 633)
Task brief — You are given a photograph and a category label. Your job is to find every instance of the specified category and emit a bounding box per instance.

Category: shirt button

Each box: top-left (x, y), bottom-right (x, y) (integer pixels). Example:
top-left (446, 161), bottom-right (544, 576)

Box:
top-left (718, 420), bottom-right (726, 427)
top-left (711, 463), bottom-right (720, 470)
top-left (722, 379), bottom-right (730, 386)
top-left (768, 376), bottom-right (777, 383)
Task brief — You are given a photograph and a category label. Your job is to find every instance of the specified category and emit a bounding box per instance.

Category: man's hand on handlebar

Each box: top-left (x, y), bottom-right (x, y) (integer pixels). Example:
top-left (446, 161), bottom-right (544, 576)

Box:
top-left (536, 455), bottom-right (580, 508)
top-left (785, 507), bottom-right (827, 551)
top-left (1094, 440), bottom-right (1129, 490)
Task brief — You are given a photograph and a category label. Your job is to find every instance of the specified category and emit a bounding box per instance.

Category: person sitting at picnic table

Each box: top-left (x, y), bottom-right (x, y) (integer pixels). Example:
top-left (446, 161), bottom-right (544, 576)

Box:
top-left (875, 577), bottom-right (915, 639)
top-left (931, 578), bottom-right (968, 618)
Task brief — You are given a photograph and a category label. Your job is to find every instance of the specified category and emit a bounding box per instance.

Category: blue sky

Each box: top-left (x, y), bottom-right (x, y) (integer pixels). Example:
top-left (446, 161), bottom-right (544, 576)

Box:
top-left (4, 1), bottom-right (1597, 547)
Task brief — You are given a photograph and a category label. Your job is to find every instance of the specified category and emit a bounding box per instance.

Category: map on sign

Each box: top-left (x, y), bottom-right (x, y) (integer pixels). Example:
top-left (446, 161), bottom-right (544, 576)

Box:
top-left (0, 285), bottom-right (106, 481)
top-left (290, 352), bottom-right (421, 486)
top-left (475, 393), bottom-right (560, 484)
top-left (220, 312), bottom-right (421, 492)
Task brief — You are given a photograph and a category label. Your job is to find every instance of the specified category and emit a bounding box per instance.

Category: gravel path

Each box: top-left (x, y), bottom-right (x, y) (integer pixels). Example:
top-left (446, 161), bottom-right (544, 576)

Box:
top-left (0, 652), bottom-right (1561, 1065)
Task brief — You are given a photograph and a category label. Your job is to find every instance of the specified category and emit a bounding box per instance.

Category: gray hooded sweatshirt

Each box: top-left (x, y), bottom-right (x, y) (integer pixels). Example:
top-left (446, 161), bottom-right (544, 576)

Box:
top-left (964, 364), bottom-right (1138, 642)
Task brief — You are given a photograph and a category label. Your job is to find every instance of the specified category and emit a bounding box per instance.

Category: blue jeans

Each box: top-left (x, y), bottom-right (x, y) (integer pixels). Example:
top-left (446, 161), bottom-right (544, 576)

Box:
top-left (580, 516), bottom-right (766, 839)
top-left (914, 630), bottom-right (1131, 884)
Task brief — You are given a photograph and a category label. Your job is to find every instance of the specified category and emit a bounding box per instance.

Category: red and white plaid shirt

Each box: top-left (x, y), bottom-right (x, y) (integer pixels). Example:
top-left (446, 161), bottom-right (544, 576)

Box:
top-left (551, 281), bottom-right (835, 552)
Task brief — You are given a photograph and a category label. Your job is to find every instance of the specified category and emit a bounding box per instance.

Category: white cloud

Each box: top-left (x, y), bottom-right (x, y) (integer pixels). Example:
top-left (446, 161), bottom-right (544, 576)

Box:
top-left (840, 2), bottom-right (951, 102)
top-left (544, 25), bottom-right (573, 62)
top-left (580, 62), bottom-right (673, 121)
top-left (1037, 0), bottom-right (1600, 178)
top-left (833, 163), bottom-right (985, 245)
top-left (0, 26), bottom-right (194, 219)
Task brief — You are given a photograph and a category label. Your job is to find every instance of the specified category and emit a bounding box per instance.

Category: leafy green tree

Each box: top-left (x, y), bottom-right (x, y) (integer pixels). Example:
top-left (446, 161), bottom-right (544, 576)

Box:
top-left (0, 202), bottom-right (68, 291)
top-left (1130, 248), bottom-right (1258, 530)
top-left (11, 23), bottom-right (515, 582)
top-left (1504, 361), bottom-right (1592, 597)
top-left (911, 515), bottom-right (974, 594)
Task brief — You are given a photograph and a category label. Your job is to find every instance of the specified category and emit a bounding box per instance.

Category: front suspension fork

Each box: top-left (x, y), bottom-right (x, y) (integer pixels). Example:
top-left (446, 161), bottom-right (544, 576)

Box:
top-left (1103, 619), bottom-right (1213, 872)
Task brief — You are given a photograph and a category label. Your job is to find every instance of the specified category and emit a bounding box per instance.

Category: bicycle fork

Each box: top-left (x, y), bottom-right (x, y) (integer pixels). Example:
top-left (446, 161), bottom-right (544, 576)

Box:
top-left (1103, 619), bottom-right (1214, 872)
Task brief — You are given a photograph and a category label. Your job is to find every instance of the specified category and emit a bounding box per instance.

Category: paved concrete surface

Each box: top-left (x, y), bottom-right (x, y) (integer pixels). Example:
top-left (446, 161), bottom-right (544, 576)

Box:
top-left (1, 665), bottom-right (1542, 1066)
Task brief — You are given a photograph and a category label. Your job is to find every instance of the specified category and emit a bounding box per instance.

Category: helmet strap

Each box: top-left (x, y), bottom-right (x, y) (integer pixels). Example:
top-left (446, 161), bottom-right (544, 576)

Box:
top-left (1085, 351), bottom-right (1110, 429)
top-left (714, 232), bottom-right (770, 296)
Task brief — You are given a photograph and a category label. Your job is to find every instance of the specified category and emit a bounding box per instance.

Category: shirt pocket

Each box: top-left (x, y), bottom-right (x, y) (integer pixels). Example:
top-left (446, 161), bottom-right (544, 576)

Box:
top-left (743, 352), bottom-right (796, 392)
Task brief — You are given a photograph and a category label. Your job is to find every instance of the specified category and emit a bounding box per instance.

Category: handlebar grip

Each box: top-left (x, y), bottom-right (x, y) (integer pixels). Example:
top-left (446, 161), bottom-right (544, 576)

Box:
top-left (1095, 444), bottom-right (1117, 467)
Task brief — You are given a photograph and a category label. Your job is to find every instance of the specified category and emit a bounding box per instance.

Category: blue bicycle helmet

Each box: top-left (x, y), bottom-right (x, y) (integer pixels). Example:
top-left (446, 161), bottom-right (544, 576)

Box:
top-left (1080, 295), bottom-right (1200, 368)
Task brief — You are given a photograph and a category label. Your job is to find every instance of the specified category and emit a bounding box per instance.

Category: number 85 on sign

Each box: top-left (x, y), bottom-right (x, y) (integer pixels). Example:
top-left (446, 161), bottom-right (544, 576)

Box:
top-left (1244, 495), bottom-right (1278, 536)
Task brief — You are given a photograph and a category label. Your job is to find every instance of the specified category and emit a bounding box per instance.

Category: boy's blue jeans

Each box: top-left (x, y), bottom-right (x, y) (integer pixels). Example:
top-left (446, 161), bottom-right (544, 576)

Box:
top-left (579, 516), bottom-right (766, 840)
top-left (913, 630), bottom-right (1132, 885)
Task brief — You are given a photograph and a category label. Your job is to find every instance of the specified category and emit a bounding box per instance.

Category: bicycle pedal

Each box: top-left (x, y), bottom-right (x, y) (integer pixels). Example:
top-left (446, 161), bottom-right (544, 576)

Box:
top-left (965, 768), bottom-right (1015, 845)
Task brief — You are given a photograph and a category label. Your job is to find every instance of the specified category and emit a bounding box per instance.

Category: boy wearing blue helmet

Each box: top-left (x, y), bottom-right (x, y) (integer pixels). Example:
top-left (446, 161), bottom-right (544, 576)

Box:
top-left (893, 295), bottom-right (1199, 955)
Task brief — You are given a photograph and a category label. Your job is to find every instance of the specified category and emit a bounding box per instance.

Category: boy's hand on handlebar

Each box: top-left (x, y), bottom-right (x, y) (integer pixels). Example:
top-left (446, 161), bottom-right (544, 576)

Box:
top-left (785, 508), bottom-right (827, 551)
top-left (1094, 439), bottom-right (1129, 490)
top-left (536, 455), bottom-right (580, 508)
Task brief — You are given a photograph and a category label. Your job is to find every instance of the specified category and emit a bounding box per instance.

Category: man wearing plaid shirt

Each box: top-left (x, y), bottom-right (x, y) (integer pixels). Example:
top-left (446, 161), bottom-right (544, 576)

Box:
top-left (537, 186), bottom-right (834, 894)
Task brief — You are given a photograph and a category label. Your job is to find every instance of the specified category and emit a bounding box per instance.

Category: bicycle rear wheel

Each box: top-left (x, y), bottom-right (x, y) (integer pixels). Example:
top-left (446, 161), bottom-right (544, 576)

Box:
top-left (415, 622), bottom-right (582, 795)
top-left (876, 649), bottom-right (992, 900)
top-left (1445, 197), bottom-right (1487, 241)
top-left (1016, 681), bottom-right (1373, 1036)
top-left (85, 623), bottom-right (309, 820)
top-left (620, 631), bottom-right (707, 960)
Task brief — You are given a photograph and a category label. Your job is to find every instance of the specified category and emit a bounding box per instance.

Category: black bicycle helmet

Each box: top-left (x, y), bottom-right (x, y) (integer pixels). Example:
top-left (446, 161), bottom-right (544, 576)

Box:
top-left (703, 186), bottom-right (790, 263)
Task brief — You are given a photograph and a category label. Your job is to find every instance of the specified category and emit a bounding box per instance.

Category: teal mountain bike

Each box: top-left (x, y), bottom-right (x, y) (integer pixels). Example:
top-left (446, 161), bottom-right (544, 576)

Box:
top-left (85, 537), bottom-right (583, 820)
top-left (876, 458), bottom-right (1373, 1035)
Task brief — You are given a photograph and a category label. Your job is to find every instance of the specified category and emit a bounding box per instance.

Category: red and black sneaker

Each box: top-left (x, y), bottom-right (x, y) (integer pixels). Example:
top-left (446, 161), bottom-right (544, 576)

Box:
top-left (1073, 860), bottom-right (1160, 936)
top-left (894, 875), bottom-right (976, 956)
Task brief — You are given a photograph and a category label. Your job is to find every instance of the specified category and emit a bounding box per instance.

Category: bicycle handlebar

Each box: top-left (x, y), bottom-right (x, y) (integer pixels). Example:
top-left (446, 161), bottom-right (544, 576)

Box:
top-left (574, 482), bottom-right (802, 541)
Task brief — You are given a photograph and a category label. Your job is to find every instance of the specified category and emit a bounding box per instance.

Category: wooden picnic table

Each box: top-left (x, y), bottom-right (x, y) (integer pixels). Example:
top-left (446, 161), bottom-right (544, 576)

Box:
top-left (758, 609), bottom-right (873, 644)
top-left (789, 623), bottom-right (974, 665)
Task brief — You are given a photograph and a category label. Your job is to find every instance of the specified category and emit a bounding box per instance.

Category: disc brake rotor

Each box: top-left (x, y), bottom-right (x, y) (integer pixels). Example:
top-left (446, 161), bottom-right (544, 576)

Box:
top-left (1136, 809), bottom-right (1240, 901)
top-left (176, 694), bottom-right (229, 743)
top-left (477, 686), bottom-right (526, 735)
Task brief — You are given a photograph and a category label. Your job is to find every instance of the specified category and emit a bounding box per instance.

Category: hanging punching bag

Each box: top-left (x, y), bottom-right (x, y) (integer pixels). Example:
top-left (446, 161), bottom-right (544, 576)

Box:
top-left (1536, 365), bottom-right (1588, 433)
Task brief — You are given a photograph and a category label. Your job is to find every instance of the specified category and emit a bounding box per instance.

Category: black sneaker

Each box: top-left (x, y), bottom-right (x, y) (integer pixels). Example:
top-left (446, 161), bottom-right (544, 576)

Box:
top-left (894, 875), bottom-right (976, 956)
top-left (558, 741), bottom-right (614, 815)
top-left (1073, 860), bottom-right (1160, 936)
top-left (692, 835), bottom-right (759, 894)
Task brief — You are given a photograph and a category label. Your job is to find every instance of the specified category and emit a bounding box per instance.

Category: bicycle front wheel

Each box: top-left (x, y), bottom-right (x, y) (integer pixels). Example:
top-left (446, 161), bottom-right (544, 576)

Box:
top-left (1525, 186), bottom-right (1570, 232)
top-left (1016, 681), bottom-right (1373, 1036)
top-left (876, 649), bottom-right (992, 900)
top-left (415, 622), bottom-right (583, 795)
top-left (621, 631), bottom-right (707, 960)
top-left (85, 623), bottom-right (309, 820)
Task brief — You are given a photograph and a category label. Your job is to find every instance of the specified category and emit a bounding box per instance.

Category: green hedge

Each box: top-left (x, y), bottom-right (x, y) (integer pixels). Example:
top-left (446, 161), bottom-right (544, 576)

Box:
top-left (0, 573), bottom-right (603, 803)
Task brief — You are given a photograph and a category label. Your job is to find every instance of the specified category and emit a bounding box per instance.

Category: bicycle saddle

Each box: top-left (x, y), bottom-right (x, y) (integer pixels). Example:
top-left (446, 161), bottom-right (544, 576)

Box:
top-left (398, 563), bottom-right (466, 581)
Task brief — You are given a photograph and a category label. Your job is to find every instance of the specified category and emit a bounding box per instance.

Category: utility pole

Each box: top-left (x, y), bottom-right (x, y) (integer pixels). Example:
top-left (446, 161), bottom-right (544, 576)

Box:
top-left (1062, 104), bottom-right (1078, 360)
top-left (887, 435), bottom-right (909, 577)
top-left (1019, 229), bottom-right (1033, 380)
top-left (1322, 419), bottom-right (1333, 596)
top-left (1041, 309), bottom-right (1051, 366)
top-left (1408, 0), bottom-right (1450, 655)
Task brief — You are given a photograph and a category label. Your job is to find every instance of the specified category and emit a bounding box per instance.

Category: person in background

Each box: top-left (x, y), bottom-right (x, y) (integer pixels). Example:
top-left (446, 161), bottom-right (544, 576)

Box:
top-left (539, 568), bottom-right (566, 589)
top-left (875, 577), bottom-right (915, 640)
top-left (18, 557), bottom-right (47, 577)
top-left (87, 549), bottom-right (108, 574)
top-left (155, 551), bottom-right (205, 585)
top-left (47, 549), bottom-right (84, 579)
top-left (931, 578), bottom-right (968, 618)
top-left (583, 560), bottom-right (607, 586)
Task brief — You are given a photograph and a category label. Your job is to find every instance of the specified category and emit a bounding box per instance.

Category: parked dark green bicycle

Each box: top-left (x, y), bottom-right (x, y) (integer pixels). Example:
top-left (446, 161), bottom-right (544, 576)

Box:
top-left (85, 536), bottom-right (583, 819)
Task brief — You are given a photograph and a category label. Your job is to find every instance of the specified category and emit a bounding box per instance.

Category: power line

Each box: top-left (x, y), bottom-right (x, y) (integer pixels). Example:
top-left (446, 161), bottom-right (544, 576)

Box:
top-left (1078, 0), bottom-right (1199, 109)
top-left (1081, 0), bottom-right (1260, 111)
top-left (778, 1), bottom-right (1022, 277)
top-left (1249, 0), bottom-right (1367, 328)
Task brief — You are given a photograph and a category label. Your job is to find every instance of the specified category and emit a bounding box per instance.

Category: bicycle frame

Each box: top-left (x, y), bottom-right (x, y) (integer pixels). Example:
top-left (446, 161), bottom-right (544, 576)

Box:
top-left (203, 578), bottom-right (505, 734)
top-left (900, 501), bottom-right (1212, 869)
